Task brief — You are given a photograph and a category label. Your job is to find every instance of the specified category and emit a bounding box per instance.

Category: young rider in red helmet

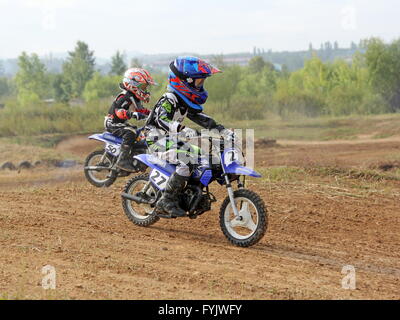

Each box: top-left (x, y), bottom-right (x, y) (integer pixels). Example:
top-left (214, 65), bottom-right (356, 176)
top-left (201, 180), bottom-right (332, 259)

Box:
top-left (105, 68), bottom-right (156, 172)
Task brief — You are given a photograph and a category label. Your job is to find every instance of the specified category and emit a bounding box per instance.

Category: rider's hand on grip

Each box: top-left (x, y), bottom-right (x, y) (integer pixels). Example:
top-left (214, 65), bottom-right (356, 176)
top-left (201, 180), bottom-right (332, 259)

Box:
top-left (221, 128), bottom-right (235, 142)
top-left (131, 112), bottom-right (147, 121)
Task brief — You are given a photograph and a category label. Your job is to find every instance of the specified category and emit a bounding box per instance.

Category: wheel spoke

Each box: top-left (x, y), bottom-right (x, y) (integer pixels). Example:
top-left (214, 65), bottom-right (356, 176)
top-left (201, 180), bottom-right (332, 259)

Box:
top-left (230, 217), bottom-right (242, 228)
top-left (244, 217), bottom-right (257, 232)
top-left (239, 202), bottom-right (249, 215)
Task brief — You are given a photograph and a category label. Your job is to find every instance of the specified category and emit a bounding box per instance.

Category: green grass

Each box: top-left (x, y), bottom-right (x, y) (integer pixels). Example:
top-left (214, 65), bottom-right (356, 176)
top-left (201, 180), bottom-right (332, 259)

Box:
top-left (218, 113), bottom-right (400, 141)
top-left (259, 165), bottom-right (400, 183)
top-left (257, 165), bottom-right (400, 200)
top-left (3, 133), bottom-right (76, 148)
top-left (0, 138), bottom-right (79, 163)
top-left (258, 167), bottom-right (307, 182)
top-left (2, 100), bottom-right (400, 152)
top-left (307, 166), bottom-right (400, 182)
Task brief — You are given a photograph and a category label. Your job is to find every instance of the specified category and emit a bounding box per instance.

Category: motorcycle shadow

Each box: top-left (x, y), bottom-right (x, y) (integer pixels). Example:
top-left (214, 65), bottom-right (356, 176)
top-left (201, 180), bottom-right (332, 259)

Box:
top-left (148, 224), bottom-right (268, 250)
top-left (149, 224), bottom-right (229, 247)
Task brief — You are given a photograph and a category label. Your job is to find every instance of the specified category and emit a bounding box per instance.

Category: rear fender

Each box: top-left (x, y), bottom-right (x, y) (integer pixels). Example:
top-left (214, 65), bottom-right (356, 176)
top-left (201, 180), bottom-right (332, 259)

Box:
top-left (88, 134), bottom-right (108, 143)
top-left (89, 134), bottom-right (121, 157)
top-left (134, 154), bottom-right (176, 176)
top-left (88, 133), bottom-right (123, 145)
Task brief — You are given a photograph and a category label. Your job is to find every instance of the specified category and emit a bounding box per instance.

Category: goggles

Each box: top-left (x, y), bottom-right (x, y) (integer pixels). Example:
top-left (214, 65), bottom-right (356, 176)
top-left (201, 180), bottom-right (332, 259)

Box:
top-left (194, 78), bottom-right (206, 88)
top-left (137, 82), bottom-right (149, 91)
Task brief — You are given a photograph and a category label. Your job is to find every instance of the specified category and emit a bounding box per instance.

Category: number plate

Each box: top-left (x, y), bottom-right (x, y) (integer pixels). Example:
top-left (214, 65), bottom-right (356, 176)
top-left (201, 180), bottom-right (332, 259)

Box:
top-left (224, 149), bottom-right (240, 166)
top-left (105, 143), bottom-right (120, 156)
top-left (150, 169), bottom-right (169, 190)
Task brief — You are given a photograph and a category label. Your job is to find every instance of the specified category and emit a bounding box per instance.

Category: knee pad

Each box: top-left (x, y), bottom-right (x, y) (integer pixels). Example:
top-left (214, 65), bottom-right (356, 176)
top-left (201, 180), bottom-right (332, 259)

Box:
top-left (176, 164), bottom-right (191, 177)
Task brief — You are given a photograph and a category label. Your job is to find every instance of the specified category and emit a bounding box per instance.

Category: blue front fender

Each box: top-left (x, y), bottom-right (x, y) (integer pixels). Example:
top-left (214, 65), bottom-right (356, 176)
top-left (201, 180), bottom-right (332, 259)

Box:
top-left (225, 162), bottom-right (262, 178)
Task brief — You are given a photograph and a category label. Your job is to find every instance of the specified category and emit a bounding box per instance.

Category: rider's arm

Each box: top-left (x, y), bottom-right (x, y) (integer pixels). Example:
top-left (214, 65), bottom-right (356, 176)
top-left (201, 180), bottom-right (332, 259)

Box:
top-left (112, 93), bottom-right (134, 120)
top-left (154, 97), bottom-right (184, 133)
top-left (187, 110), bottom-right (225, 132)
top-left (131, 97), bottom-right (151, 115)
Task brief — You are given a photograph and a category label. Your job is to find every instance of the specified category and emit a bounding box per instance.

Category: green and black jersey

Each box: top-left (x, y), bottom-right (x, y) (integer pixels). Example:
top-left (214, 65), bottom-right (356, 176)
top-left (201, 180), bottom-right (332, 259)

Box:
top-left (146, 91), bottom-right (225, 134)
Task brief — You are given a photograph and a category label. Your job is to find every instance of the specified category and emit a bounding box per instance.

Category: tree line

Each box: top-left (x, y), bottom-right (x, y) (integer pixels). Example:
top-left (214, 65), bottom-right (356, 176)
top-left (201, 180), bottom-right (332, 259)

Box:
top-left (0, 38), bottom-right (400, 125)
top-left (206, 38), bottom-right (400, 119)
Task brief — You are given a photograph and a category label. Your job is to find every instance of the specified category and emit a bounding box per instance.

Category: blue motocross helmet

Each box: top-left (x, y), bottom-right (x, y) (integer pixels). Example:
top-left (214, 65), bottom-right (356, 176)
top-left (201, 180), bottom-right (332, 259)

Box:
top-left (168, 56), bottom-right (221, 111)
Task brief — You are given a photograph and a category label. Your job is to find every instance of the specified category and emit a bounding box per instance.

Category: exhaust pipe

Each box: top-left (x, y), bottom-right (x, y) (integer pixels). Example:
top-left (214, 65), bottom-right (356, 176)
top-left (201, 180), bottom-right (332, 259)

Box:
top-left (121, 192), bottom-right (151, 204)
top-left (84, 166), bottom-right (116, 171)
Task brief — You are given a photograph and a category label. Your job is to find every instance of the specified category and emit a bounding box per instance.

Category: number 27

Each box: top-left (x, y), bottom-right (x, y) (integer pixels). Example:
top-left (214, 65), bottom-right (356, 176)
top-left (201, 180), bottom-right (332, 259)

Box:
top-left (151, 171), bottom-right (167, 186)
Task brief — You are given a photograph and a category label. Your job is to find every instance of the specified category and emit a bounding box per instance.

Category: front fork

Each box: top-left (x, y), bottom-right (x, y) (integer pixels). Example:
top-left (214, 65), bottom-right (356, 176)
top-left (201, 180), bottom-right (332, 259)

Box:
top-left (100, 151), bottom-right (107, 163)
top-left (219, 152), bottom-right (240, 218)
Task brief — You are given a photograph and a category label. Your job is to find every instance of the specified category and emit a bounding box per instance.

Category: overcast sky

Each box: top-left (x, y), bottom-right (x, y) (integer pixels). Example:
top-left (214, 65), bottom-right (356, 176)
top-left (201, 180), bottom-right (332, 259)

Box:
top-left (0, 0), bottom-right (399, 59)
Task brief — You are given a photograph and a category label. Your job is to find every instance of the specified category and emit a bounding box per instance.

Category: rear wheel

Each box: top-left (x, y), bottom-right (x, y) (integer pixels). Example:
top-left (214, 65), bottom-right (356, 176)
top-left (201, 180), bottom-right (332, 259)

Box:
top-left (122, 174), bottom-right (159, 227)
top-left (219, 189), bottom-right (268, 247)
top-left (84, 150), bottom-right (117, 187)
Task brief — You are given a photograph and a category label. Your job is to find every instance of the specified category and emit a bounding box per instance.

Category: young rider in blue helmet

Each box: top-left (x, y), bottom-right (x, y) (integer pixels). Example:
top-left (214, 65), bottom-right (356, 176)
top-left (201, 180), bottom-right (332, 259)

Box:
top-left (146, 56), bottom-right (235, 217)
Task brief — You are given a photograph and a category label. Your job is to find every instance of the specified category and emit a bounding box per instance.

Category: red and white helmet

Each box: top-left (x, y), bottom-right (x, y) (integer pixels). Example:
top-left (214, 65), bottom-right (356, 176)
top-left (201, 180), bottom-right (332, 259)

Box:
top-left (122, 68), bottom-right (157, 103)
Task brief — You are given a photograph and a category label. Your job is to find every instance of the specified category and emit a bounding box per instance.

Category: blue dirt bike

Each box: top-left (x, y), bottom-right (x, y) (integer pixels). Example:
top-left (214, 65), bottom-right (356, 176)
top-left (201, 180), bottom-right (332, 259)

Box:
top-left (83, 127), bottom-right (148, 187)
top-left (121, 133), bottom-right (268, 247)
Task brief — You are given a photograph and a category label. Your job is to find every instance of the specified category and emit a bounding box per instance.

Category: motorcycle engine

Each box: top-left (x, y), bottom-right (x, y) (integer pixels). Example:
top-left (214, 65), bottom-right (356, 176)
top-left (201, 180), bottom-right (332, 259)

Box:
top-left (179, 188), bottom-right (196, 212)
top-left (194, 194), bottom-right (212, 216)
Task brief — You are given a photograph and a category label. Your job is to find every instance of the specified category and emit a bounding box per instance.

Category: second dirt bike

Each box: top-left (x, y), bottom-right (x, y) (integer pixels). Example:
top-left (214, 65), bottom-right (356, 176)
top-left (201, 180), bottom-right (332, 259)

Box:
top-left (84, 127), bottom-right (148, 187)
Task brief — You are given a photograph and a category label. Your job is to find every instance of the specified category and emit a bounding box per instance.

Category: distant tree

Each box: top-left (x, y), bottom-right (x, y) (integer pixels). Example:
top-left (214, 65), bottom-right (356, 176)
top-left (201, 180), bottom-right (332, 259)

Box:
top-left (248, 56), bottom-right (266, 73)
top-left (309, 43), bottom-right (313, 52)
top-left (52, 74), bottom-right (71, 103)
top-left (83, 73), bottom-right (119, 102)
top-left (334, 41), bottom-right (339, 50)
top-left (110, 50), bottom-right (127, 75)
top-left (0, 78), bottom-right (9, 98)
top-left (350, 41), bottom-right (358, 50)
top-left (206, 65), bottom-right (242, 108)
top-left (281, 64), bottom-right (290, 78)
top-left (0, 61), bottom-right (4, 76)
top-left (62, 41), bottom-right (96, 98)
top-left (324, 42), bottom-right (332, 51)
top-left (15, 52), bottom-right (48, 105)
top-left (130, 58), bottom-right (143, 68)
top-left (364, 37), bottom-right (400, 111)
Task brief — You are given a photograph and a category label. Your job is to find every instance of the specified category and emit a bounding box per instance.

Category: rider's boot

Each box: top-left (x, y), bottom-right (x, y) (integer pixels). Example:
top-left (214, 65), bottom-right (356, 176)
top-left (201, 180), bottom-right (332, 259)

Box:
top-left (156, 172), bottom-right (189, 217)
top-left (116, 144), bottom-right (137, 172)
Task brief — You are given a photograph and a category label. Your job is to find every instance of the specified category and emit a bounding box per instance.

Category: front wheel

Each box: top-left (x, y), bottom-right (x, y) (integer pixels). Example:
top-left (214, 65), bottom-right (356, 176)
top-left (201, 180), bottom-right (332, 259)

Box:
top-left (122, 174), bottom-right (160, 227)
top-left (219, 189), bottom-right (268, 247)
top-left (84, 150), bottom-right (117, 187)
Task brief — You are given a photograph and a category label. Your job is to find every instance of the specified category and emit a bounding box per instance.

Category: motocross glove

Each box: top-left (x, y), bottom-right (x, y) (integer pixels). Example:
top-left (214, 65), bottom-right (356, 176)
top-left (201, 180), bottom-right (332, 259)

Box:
top-left (130, 111), bottom-right (147, 120)
top-left (221, 128), bottom-right (236, 141)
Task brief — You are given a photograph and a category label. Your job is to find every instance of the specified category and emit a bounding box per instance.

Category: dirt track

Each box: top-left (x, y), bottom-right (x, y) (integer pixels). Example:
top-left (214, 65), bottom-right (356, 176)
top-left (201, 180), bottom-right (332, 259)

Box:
top-left (0, 137), bottom-right (399, 299)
